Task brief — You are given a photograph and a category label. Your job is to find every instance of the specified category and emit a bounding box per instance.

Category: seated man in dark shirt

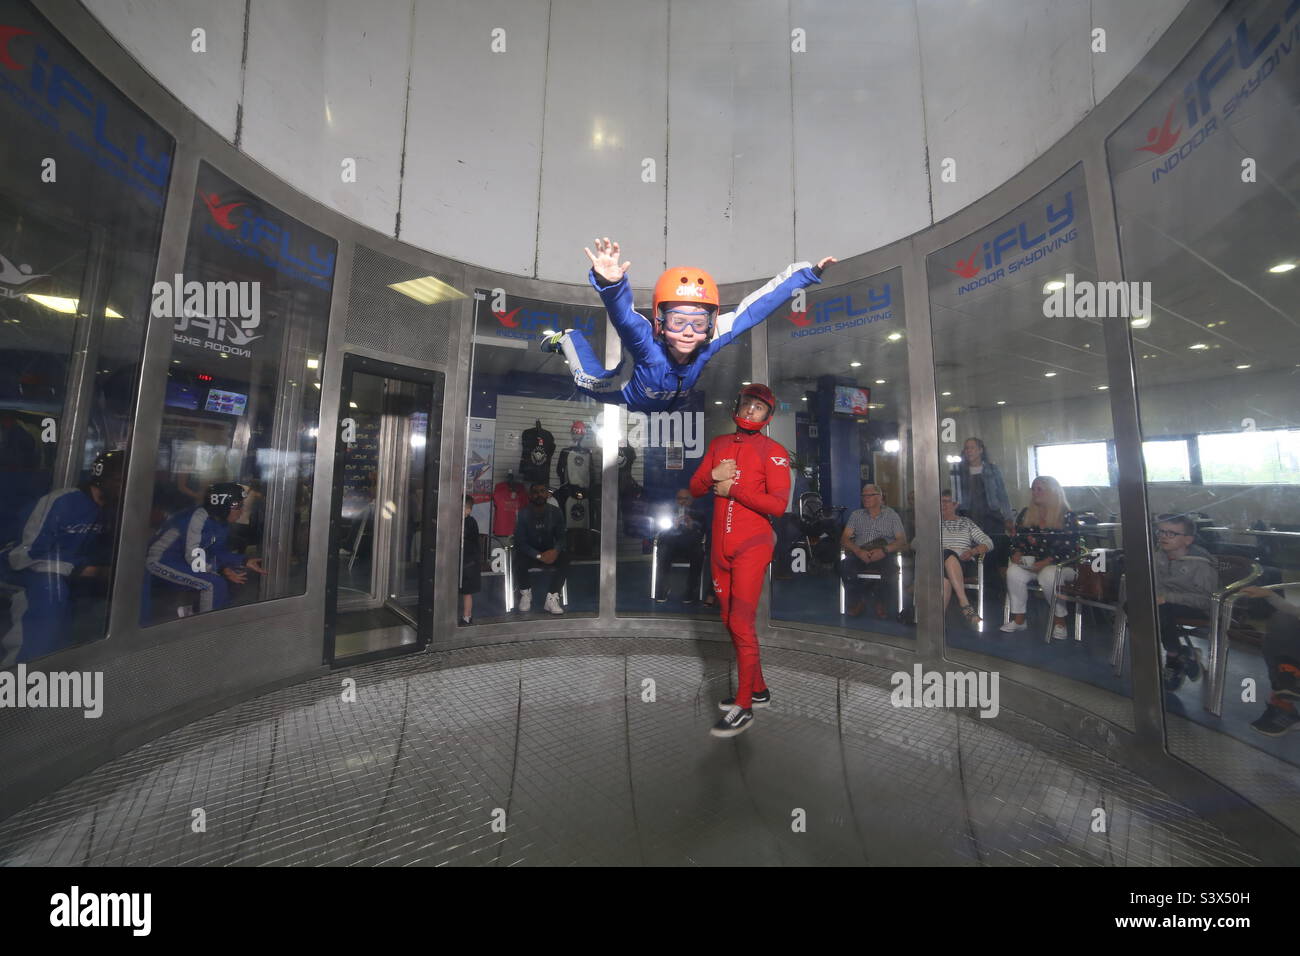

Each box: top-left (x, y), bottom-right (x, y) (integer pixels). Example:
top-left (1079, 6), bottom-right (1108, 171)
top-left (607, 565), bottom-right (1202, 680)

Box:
top-left (512, 482), bottom-right (569, 615)
top-left (656, 488), bottom-right (706, 604)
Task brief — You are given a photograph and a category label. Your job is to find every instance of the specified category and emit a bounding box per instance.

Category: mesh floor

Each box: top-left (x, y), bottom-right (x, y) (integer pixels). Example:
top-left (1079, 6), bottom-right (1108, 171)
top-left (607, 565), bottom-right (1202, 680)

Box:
top-left (0, 638), bottom-right (1261, 866)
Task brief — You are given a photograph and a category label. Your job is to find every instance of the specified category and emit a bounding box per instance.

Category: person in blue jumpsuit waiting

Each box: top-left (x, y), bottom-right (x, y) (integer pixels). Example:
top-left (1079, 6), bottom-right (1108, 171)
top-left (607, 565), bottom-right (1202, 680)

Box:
top-left (1, 449), bottom-right (125, 666)
top-left (142, 482), bottom-right (267, 623)
top-left (540, 238), bottom-right (836, 413)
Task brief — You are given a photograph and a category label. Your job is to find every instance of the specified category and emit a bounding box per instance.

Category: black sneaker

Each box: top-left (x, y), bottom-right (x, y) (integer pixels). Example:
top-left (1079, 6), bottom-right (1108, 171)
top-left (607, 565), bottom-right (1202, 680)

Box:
top-left (710, 705), bottom-right (754, 737)
top-left (539, 330), bottom-right (568, 353)
top-left (718, 688), bottom-right (771, 710)
top-left (1250, 703), bottom-right (1300, 737)
top-left (1163, 657), bottom-right (1186, 692)
top-left (1182, 647), bottom-right (1202, 682)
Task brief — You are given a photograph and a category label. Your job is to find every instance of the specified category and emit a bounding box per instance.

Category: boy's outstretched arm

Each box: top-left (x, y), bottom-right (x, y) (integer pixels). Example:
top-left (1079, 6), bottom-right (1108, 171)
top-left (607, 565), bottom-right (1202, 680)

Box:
top-left (585, 237), bottom-right (656, 361)
top-left (701, 257), bottom-right (836, 361)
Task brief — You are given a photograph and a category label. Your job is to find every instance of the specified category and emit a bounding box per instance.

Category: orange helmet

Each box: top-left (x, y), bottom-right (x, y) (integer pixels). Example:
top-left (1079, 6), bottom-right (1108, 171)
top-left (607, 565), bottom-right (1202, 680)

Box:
top-left (652, 267), bottom-right (719, 318)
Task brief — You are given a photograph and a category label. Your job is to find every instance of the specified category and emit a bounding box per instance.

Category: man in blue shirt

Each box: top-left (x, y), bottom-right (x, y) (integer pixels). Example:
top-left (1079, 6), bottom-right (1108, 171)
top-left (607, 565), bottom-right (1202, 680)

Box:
top-left (513, 482), bottom-right (568, 615)
top-left (1, 449), bottom-right (124, 665)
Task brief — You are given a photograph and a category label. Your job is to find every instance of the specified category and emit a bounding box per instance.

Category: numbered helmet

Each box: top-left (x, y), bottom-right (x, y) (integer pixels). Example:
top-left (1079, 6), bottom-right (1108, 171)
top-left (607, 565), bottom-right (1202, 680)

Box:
top-left (88, 449), bottom-right (127, 486)
top-left (652, 266), bottom-right (719, 334)
top-left (204, 482), bottom-right (246, 520)
top-left (733, 383), bottom-right (776, 432)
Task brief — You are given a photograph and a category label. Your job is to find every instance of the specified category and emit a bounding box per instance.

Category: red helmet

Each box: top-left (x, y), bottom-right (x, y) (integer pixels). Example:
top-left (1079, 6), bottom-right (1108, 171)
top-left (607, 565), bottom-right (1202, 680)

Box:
top-left (734, 383), bottom-right (776, 432)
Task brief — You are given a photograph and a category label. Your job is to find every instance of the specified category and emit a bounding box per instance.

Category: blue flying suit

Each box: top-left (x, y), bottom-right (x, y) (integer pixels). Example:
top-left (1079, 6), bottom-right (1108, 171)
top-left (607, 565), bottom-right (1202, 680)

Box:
top-left (557, 262), bottom-right (822, 413)
top-left (142, 506), bottom-right (246, 622)
top-left (1, 488), bottom-right (104, 665)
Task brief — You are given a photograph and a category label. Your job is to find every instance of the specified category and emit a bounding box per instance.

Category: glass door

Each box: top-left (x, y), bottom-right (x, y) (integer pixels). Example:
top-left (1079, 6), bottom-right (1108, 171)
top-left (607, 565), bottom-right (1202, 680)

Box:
top-left (325, 355), bottom-right (442, 664)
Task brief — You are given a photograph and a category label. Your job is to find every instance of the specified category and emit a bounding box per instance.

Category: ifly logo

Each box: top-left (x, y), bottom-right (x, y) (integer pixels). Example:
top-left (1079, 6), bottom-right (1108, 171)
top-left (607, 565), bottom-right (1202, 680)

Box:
top-left (0, 251), bottom-right (47, 298)
top-left (784, 285), bottom-right (892, 327)
top-left (0, 23), bottom-right (171, 205)
top-left (948, 193), bottom-right (1074, 280)
top-left (491, 307), bottom-right (596, 338)
top-left (200, 192), bottom-right (336, 287)
top-left (1142, 0), bottom-right (1300, 182)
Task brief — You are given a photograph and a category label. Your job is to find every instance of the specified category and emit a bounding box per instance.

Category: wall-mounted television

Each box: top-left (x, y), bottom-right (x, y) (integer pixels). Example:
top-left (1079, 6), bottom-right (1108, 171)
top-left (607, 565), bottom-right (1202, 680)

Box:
top-left (204, 388), bottom-right (248, 416)
top-left (833, 385), bottom-right (870, 417)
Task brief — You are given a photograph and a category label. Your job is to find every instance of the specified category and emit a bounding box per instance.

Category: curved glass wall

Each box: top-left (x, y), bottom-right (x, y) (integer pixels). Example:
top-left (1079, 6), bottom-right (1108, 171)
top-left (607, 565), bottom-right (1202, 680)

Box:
top-left (926, 164), bottom-right (1135, 718)
top-left (462, 285), bottom-right (605, 623)
top-left (767, 267), bottom-right (914, 643)
top-left (1107, 0), bottom-right (1300, 798)
top-left (0, 1), bottom-right (172, 661)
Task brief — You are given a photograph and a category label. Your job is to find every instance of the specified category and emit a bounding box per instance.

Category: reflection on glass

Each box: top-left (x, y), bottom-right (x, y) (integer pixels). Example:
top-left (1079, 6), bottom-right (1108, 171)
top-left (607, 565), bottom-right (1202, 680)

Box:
top-left (141, 163), bottom-right (332, 625)
top-left (0, 3), bottom-right (173, 660)
top-left (928, 164), bottom-right (1130, 705)
top-left (768, 268), bottom-right (914, 641)
top-left (1108, 0), bottom-right (1299, 778)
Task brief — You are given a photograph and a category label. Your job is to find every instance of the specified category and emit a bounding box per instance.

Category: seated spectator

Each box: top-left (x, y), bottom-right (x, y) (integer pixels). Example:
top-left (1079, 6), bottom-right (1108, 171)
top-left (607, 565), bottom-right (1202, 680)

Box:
top-left (656, 488), bottom-right (706, 604)
top-left (839, 483), bottom-right (907, 618)
top-left (513, 482), bottom-right (568, 615)
top-left (1152, 514), bottom-right (1218, 691)
top-left (1238, 586), bottom-right (1300, 736)
top-left (940, 490), bottom-right (992, 628)
top-left (1000, 476), bottom-right (1084, 639)
top-left (143, 482), bottom-right (267, 623)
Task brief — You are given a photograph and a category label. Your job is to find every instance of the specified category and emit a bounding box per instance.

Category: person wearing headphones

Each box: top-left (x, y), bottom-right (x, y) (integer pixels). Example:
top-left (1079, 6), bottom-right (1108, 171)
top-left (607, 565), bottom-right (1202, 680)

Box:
top-left (142, 482), bottom-right (266, 623)
top-left (542, 238), bottom-right (835, 413)
top-left (690, 383), bottom-right (791, 737)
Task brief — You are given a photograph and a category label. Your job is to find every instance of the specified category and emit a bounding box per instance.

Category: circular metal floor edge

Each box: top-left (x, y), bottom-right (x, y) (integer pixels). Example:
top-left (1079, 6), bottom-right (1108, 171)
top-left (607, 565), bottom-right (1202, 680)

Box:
top-left (0, 637), bottom-right (1261, 866)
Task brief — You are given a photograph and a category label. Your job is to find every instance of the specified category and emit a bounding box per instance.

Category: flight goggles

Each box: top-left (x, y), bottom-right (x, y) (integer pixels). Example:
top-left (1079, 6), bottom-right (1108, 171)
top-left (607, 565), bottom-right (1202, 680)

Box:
top-left (659, 306), bottom-right (715, 334)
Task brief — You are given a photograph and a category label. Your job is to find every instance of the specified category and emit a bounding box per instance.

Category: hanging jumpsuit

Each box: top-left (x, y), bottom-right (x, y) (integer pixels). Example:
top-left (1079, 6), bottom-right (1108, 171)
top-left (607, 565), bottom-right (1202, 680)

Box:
top-left (690, 429), bottom-right (791, 709)
top-left (558, 262), bottom-right (821, 413)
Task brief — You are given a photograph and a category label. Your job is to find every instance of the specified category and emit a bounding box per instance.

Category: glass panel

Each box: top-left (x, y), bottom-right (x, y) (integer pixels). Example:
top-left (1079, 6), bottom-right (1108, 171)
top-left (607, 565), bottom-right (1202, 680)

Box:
top-left (140, 162), bottom-right (332, 625)
top-left (0, 1), bottom-right (172, 662)
top-left (1143, 439), bottom-right (1191, 482)
top-left (767, 267), bottom-right (914, 643)
top-left (927, 164), bottom-right (1132, 714)
top-left (461, 286), bottom-right (605, 623)
top-left (1108, 0), bottom-right (1300, 785)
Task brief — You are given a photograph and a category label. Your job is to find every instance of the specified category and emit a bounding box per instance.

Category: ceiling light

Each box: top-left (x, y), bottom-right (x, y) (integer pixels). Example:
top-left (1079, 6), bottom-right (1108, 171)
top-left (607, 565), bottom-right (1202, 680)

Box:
top-left (874, 379), bottom-right (885, 384)
top-left (1188, 343), bottom-right (1208, 350)
top-left (996, 400), bottom-right (1006, 405)
top-left (850, 361), bottom-right (862, 367)
top-left (1268, 262), bottom-right (1296, 273)
top-left (387, 276), bottom-right (468, 305)
top-left (801, 396), bottom-right (807, 401)
top-left (1097, 385), bottom-right (1109, 390)
top-left (714, 400), bottom-right (723, 405)
top-left (1043, 280), bottom-right (1065, 292)
top-left (1236, 364), bottom-right (1251, 370)
top-left (883, 439), bottom-right (900, 453)
top-left (349, 401), bottom-right (358, 408)
top-left (1130, 316), bottom-right (1151, 329)
top-left (941, 391), bottom-right (952, 397)
top-left (307, 358), bottom-right (319, 369)
top-left (741, 381), bottom-right (751, 385)
top-left (886, 332), bottom-right (902, 342)
top-left (1044, 371), bottom-right (1057, 377)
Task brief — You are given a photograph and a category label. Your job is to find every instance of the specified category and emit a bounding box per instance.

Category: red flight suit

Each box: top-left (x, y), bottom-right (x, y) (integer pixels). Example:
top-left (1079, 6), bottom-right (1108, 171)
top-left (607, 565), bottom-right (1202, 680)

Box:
top-left (690, 429), bottom-right (791, 709)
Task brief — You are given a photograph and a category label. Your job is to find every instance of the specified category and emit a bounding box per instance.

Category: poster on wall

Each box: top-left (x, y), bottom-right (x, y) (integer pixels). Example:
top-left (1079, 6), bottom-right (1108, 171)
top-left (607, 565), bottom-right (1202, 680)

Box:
top-left (466, 417), bottom-right (495, 528)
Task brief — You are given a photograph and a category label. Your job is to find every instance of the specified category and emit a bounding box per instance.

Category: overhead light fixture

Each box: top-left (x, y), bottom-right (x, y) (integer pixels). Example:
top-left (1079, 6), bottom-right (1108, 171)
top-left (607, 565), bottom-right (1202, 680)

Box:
top-left (1044, 371), bottom-right (1057, 377)
top-left (1268, 262), bottom-right (1296, 273)
top-left (349, 401), bottom-right (358, 408)
top-left (741, 381), bottom-right (751, 385)
top-left (850, 361), bottom-right (862, 367)
top-left (1043, 280), bottom-right (1066, 292)
top-left (307, 358), bottom-right (319, 369)
top-left (22, 294), bottom-right (124, 318)
top-left (874, 379), bottom-right (886, 384)
top-left (1130, 316), bottom-right (1151, 329)
top-left (883, 439), bottom-right (900, 453)
top-left (886, 332), bottom-right (903, 342)
top-left (1097, 385), bottom-right (1109, 390)
top-left (996, 400), bottom-right (1006, 405)
top-left (941, 391), bottom-right (952, 397)
top-left (801, 396), bottom-right (807, 401)
top-left (1188, 343), bottom-right (1208, 350)
top-left (387, 275), bottom-right (469, 305)
top-left (1236, 364), bottom-right (1251, 370)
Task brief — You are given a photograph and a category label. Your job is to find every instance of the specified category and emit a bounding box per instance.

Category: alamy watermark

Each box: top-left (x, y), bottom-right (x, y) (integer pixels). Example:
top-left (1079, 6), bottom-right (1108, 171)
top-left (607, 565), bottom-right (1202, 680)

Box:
top-left (890, 664), bottom-right (999, 718)
top-left (0, 665), bottom-right (103, 718)
top-left (1042, 273), bottom-right (1151, 321)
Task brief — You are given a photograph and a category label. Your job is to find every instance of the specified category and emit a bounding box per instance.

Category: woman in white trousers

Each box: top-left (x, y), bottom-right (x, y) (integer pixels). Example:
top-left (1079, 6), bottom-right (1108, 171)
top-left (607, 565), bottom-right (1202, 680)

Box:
top-left (1001, 476), bottom-right (1084, 641)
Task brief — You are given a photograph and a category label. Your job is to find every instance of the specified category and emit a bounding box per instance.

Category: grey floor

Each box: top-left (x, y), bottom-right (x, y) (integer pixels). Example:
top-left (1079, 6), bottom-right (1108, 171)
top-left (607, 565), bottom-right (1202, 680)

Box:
top-left (0, 638), bottom-right (1261, 866)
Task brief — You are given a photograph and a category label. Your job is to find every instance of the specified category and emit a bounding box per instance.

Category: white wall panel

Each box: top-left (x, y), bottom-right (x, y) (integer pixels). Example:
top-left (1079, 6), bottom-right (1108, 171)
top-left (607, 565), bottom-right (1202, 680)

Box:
top-left (1091, 0), bottom-right (1190, 104)
top-left (82, 0), bottom-right (245, 140)
top-left (399, 0), bottom-right (550, 276)
top-left (534, 0), bottom-right (669, 284)
top-left (919, 0), bottom-right (1095, 222)
top-left (666, 0), bottom-right (795, 281)
top-left (241, 0), bottom-right (409, 236)
top-left (793, 0), bottom-right (929, 266)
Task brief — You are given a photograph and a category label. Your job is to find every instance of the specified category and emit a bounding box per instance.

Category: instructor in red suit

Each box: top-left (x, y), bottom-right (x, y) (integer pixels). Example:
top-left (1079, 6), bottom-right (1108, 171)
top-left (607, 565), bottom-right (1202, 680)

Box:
top-left (690, 383), bottom-right (791, 738)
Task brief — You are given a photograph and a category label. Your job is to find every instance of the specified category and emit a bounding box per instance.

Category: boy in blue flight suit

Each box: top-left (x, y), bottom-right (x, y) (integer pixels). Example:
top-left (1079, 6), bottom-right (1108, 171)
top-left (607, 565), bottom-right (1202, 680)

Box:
top-left (142, 482), bottom-right (266, 623)
top-left (541, 238), bottom-right (835, 413)
top-left (1, 449), bottom-right (124, 665)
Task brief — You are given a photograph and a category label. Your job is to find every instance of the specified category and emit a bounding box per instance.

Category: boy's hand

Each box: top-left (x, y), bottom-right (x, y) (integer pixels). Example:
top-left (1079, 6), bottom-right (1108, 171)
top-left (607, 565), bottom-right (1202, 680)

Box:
top-left (584, 237), bottom-right (631, 284)
top-left (815, 256), bottom-right (837, 271)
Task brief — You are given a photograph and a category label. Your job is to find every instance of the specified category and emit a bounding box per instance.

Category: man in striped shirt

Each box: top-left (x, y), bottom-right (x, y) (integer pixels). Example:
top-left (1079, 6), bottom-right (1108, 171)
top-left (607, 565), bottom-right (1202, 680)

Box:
top-left (941, 490), bottom-right (993, 626)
